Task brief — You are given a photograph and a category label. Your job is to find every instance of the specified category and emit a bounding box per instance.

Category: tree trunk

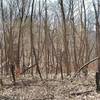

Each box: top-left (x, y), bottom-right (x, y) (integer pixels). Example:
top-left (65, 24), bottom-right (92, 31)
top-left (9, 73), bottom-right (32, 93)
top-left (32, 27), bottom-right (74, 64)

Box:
top-left (93, 0), bottom-right (100, 92)
top-left (59, 0), bottom-right (71, 75)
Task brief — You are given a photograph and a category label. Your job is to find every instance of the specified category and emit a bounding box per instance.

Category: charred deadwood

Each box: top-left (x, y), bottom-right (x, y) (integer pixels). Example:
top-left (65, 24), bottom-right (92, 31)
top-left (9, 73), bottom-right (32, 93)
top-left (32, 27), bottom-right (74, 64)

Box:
top-left (71, 57), bottom-right (100, 81)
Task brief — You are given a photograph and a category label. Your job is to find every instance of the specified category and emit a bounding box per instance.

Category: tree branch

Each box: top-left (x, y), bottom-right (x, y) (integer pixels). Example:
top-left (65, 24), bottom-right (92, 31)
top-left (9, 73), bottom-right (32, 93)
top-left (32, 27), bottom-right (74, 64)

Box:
top-left (71, 57), bottom-right (100, 81)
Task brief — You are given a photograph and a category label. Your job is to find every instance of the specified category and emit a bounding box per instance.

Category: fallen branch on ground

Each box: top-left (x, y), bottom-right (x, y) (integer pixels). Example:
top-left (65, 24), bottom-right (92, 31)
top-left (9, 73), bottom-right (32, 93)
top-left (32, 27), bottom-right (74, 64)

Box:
top-left (20, 64), bottom-right (36, 74)
top-left (71, 57), bottom-right (100, 82)
top-left (70, 90), bottom-right (93, 96)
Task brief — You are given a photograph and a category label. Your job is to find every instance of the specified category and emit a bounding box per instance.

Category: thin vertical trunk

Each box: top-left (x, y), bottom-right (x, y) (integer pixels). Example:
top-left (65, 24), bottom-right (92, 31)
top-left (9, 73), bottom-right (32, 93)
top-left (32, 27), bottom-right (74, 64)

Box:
top-left (30, 0), bottom-right (42, 80)
top-left (1, 48), bottom-right (3, 75)
top-left (22, 30), bottom-right (25, 73)
top-left (59, 0), bottom-right (70, 75)
top-left (83, 0), bottom-right (88, 76)
top-left (60, 51), bottom-right (63, 80)
top-left (9, 5), bottom-right (16, 83)
top-left (44, 0), bottom-right (49, 79)
top-left (93, 0), bottom-right (100, 92)
top-left (70, 0), bottom-right (78, 72)
top-left (30, 0), bottom-right (34, 76)
top-left (38, 0), bottom-right (41, 60)
top-left (1, 0), bottom-right (7, 73)
top-left (36, 0), bottom-right (41, 74)
top-left (16, 0), bottom-right (24, 70)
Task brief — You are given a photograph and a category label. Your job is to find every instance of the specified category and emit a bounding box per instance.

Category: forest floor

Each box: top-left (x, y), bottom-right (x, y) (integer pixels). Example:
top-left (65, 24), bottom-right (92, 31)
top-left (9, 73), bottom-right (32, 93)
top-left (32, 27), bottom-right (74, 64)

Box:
top-left (0, 70), bottom-right (100, 100)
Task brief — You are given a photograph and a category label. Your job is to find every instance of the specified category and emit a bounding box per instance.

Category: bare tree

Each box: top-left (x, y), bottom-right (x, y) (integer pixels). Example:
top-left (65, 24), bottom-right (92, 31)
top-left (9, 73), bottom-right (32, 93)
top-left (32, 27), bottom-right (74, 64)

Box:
top-left (59, 0), bottom-right (71, 75)
top-left (70, 0), bottom-right (79, 72)
top-left (30, 0), bottom-right (42, 80)
top-left (1, 0), bottom-right (7, 74)
top-left (44, 0), bottom-right (49, 79)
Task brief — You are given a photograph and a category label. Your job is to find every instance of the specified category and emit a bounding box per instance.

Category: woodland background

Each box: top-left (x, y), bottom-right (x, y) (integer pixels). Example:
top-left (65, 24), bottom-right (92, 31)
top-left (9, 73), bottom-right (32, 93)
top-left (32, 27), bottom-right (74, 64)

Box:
top-left (0, 0), bottom-right (100, 100)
